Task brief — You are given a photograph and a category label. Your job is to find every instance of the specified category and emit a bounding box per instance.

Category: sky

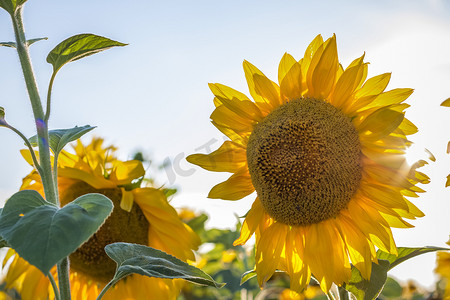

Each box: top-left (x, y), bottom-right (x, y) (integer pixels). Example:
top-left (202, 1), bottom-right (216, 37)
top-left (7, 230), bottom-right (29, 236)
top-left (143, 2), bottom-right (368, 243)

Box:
top-left (1, 0), bottom-right (449, 289)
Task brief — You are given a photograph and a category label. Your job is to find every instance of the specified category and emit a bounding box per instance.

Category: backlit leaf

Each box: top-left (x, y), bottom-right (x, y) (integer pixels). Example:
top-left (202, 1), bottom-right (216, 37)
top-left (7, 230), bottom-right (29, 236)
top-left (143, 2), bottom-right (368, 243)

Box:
top-left (105, 242), bottom-right (224, 288)
top-left (377, 246), bottom-right (449, 270)
top-left (47, 34), bottom-right (126, 75)
top-left (344, 260), bottom-right (390, 300)
top-left (0, 0), bottom-right (27, 15)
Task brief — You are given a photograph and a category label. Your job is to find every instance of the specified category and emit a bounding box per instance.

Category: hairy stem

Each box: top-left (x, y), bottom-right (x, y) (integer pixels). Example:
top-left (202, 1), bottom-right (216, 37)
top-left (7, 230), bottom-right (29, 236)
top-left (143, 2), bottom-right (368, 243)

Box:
top-left (10, 5), bottom-right (71, 300)
top-left (11, 6), bottom-right (57, 206)
top-left (96, 280), bottom-right (115, 300)
top-left (5, 123), bottom-right (43, 174)
top-left (57, 258), bottom-right (71, 300)
top-left (45, 72), bottom-right (57, 123)
top-left (48, 272), bottom-right (61, 300)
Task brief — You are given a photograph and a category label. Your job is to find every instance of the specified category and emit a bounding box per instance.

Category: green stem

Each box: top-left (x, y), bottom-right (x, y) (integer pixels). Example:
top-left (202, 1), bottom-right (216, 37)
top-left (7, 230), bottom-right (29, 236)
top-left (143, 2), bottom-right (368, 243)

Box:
top-left (10, 5), bottom-right (71, 300)
top-left (57, 258), bottom-right (71, 300)
top-left (10, 6), bottom-right (57, 206)
top-left (53, 152), bottom-right (60, 206)
top-left (44, 72), bottom-right (57, 124)
top-left (96, 280), bottom-right (115, 300)
top-left (48, 272), bottom-right (61, 300)
top-left (5, 123), bottom-right (43, 174)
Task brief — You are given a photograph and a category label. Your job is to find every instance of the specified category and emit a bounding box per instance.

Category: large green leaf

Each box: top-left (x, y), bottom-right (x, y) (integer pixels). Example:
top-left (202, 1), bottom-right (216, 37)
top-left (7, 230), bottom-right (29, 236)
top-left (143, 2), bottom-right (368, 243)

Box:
top-left (0, 190), bottom-right (113, 274)
top-left (377, 246), bottom-right (449, 270)
top-left (344, 260), bottom-right (390, 300)
top-left (105, 242), bottom-right (224, 288)
top-left (28, 125), bottom-right (95, 154)
top-left (47, 34), bottom-right (127, 74)
top-left (0, 0), bottom-right (27, 15)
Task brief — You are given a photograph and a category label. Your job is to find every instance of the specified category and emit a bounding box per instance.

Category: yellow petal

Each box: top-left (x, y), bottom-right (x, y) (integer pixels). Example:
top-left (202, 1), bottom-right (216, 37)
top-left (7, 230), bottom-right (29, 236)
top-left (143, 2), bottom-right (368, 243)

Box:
top-left (336, 215), bottom-right (375, 280)
top-left (216, 96), bottom-right (263, 122)
top-left (278, 52), bottom-right (297, 85)
top-left (255, 222), bottom-right (287, 286)
top-left (208, 168), bottom-right (254, 200)
top-left (398, 118), bottom-right (418, 135)
top-left (301, 34), bottom-right (324, 81)
top-left (234, 198), bottom-right (265, 245)
top-left (280, 61), bottom-right (302, 102)
top-left (360, 183), bottom-right (409, 211)
top-left (440, 98), bottom-right (450, 107)
top-left (186, 141), bottom-right (247, 172)
top-left (365, 88), bottom-right (414, 109)
top-left (120, 188), bottom-right (134, 212)
top-left (357, 108), bottom-right (404, 141)
top-left (284, 228), bottom-right (310, 292)
top-left (58, 167), bottom-right (115, 189)
top-left (210, 105), bottom-right (254, 134)
top-left (243, 60), bottom-right (277, 108)
top-left (253, 73), bottom-right (281, 107)
top-left (355, 73), bottom-right (391, 99)
top-left (208, 83), bottom-right (250, 102)
top-left (330, 54), bottom-right (365, 109)
top-left (110, 160), bottom-right (145, 185)
top-left (308, 34), bottom-right (339, 99)
top-left (211, 121), bottom-right (248, 146)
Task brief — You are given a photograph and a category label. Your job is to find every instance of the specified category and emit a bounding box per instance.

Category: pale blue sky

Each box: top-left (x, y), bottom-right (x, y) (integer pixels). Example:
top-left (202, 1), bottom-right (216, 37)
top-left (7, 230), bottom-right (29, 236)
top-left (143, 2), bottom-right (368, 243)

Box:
top-left (1, 0), bottom-right (449, 288)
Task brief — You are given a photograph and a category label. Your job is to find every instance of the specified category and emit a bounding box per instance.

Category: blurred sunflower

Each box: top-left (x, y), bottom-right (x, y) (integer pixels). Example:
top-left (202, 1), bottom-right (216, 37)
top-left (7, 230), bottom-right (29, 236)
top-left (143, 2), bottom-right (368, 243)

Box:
top-left (187, 34), bottom-right (428, 293)
top-left (1, 137), bottom-right (200, 300)
top-left (436, 239), bottom-right (450, 299)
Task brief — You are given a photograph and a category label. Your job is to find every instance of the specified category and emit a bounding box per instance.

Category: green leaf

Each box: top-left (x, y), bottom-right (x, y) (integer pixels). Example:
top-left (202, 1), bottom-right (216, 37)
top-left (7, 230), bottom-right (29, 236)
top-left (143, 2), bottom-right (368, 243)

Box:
top-left (27, 37), bottom-right (48, 46)
top-left (240, 270), bottom-right (256, 285)
top-left (1, 38), bottom-right (47, 49)
top-left (380, 277), bottom-right (403, 298)
top-left (0, 0), bottom-right (27, 15)
top-left (47, 34), bottom-right (127, 75)
top-left (0, 42), bottom-right (16, 48)
top-left (377, 246), bottom-right (449, 270)
top-left (0, 107), bottom-right (6, 126)
top-left (0, 190), bottom-right (113, 274)
top-left (186, 213), bottom-right (208, 234)
top-left (0, 209), bottom-right (7, 248)
top-left (105, 242), bottom-right (225, 288)
top-left (28, 125), bottom-right (95, 154)
top-left (344, 260), bottom-right (390, 300)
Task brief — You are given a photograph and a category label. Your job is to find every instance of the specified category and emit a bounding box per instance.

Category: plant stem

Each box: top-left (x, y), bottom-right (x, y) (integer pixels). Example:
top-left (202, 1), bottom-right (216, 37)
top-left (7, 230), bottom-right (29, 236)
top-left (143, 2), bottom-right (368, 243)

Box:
top-left (57, 258), bottom-right (71, 300)
top-left (10, 6), bottom-right (71, 300)
top-left (48, 272), bottom-right (61, 300)
top-left (45, 72), bottom-right (57, 123)
top-left (53, 153), bottom-right (60, 206)
top-left (10, 6), bottom-right (57, 206)
top-left (96, 280), bottom-right (115, 300)
top-left (5, 123), bottom-right (43, 174)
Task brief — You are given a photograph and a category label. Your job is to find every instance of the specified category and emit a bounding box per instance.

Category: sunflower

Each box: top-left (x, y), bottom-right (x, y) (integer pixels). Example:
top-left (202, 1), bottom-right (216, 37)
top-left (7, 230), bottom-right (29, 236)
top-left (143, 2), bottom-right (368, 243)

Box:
top-left (1, 137), bottom-right (200, 300)
top-left (187, 34), bottom-right (428, 293)
top-left (436, 239), bottom-right (450, 299)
